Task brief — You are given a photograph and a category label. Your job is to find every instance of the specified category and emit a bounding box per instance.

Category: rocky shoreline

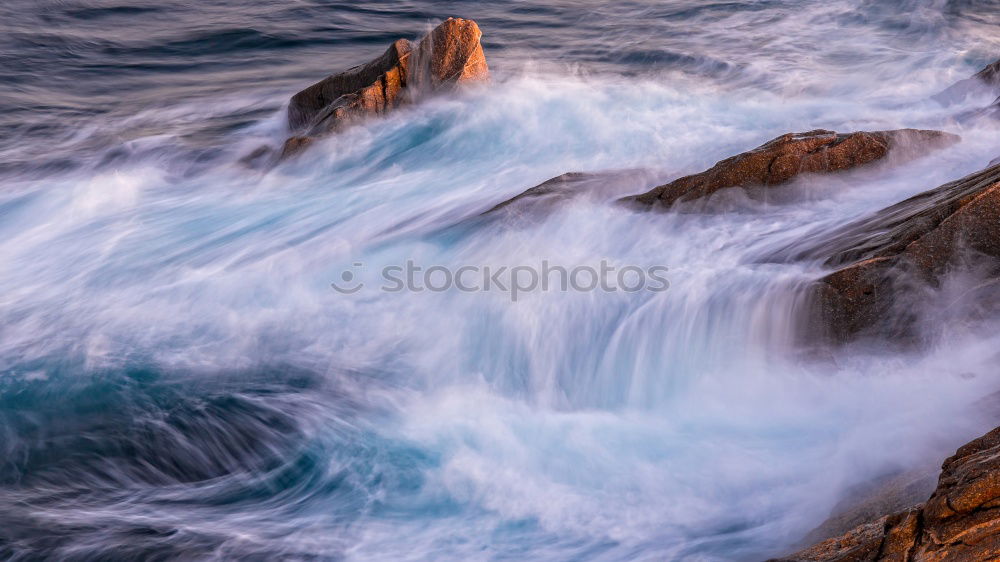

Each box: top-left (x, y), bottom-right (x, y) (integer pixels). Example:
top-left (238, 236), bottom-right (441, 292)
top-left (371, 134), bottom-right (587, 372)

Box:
top-left (771, 425), bottom-right (1000, 561)
top-left (272, 21), bottom-right (1000, 560)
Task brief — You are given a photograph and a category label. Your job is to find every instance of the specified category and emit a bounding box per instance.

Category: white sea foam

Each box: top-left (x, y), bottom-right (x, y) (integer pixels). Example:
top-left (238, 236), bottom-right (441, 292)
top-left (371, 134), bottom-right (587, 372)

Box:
top-left (2, 3), bottom-right (1000, 559)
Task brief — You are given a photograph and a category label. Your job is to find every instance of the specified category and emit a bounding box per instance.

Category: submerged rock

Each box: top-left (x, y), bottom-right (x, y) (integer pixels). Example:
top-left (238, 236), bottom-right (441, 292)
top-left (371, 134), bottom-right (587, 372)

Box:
top-left (800, 161), bottom-right (1000, 342)
top-left (622, 129), bottom-right (958, 209)
top-left (279, 136), bottom-right (315, 160)
top-left (275, 18), bottom-right (488, 159)
top-left (482, 169), bottom-right (666, 218)
top-left (933, 58), bottom-right (1000, 106)
top-left (771, 425), bottom-right (1000, 561)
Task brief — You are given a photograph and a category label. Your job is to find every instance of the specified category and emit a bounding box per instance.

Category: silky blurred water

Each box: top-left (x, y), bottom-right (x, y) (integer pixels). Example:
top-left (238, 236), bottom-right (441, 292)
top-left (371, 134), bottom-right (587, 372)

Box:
top-left (2, 1), bottom-right (1000, 560)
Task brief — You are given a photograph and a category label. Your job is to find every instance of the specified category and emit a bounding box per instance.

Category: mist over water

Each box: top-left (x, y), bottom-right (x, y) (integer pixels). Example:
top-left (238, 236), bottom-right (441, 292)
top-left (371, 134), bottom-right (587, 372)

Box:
top-left (2, 1), bottom-right (1000, 560)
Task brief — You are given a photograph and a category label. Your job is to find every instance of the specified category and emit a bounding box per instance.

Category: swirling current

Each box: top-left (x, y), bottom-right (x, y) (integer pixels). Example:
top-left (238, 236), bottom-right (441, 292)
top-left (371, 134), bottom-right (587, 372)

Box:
top-left (2, 1), bottom-right (1000, 560)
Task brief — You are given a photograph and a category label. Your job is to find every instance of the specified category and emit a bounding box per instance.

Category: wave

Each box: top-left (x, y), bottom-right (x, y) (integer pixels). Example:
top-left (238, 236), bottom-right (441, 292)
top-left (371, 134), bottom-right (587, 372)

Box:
top-left (2, 1), bottom-right (1000, 559)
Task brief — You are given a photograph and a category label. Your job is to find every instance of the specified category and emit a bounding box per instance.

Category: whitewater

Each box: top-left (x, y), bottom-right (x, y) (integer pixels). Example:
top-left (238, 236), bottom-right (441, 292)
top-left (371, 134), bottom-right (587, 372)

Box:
top-left (2, 1), bottom-right (1000, 560)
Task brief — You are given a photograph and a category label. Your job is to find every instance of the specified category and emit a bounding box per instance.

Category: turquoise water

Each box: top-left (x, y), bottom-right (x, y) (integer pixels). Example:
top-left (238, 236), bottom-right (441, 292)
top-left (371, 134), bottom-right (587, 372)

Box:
top-left (2, 1), bottom-right (1000, 559)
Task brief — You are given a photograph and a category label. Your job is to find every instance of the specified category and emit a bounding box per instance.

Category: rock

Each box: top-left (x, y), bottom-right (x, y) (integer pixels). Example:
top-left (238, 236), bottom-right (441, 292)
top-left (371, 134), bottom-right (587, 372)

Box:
top-left (484, 172), bottom-right (595, 215)
top-left (279, 136), bottom-right (315, 160)
top-left (771, 426), bottom-right (1000, 561)
top-left (273, 18), bottom-right (488, 160)
top-left (483, 169), bottom-right (666, 217)
top-left (797, 160), bottom-right (1000, 342)
top-left (427, 169), bottom-right (667, 238)
top-left (623, 129), bottom-right (958, 209)
top-left (800, 462), bottom-right (940, 548)
top-left (238, 145), bottom-right (277, 169)
top-left (933, 58), bottom-right (1000, 106)
top-left (408, 17), bottom-right (490, 97)
top-left (287, 38), bottom-right (413, 135)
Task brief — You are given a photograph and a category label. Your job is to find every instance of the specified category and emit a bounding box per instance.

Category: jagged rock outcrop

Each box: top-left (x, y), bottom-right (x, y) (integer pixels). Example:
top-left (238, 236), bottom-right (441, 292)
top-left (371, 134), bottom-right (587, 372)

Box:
top-left (771, 425), bottom-right (1000, 561)
top-left (623, 129), bottom-right (958, 208)
top-left (797, 160), bottom-right (1000, 342)
top-left (407, 17), bottom-right (489, 97)
top-left (286, 38), bottom-right (413, 136)
top-left (277, 18), bottom-right (488, 159)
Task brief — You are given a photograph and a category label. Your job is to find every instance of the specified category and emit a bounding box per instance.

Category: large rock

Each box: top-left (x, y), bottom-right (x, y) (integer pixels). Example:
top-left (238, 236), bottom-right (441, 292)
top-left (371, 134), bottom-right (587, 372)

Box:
top-left (279, 18), bottom-right (488, 158)
top-left (623, 129), bottom-right (958, 208)
top-left (408, 17), bottom-right (490, 96)
top-left (286, 38), bottom-right (413, 135)
top-left (771, 425), bottom-right (1000, 561)
top-left (798, 161), bottom-right (1000, 342)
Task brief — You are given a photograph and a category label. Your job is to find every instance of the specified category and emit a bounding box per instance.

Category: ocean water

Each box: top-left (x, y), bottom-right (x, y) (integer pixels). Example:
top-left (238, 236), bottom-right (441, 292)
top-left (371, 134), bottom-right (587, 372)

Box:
top-left (2, 1), bottom-right (1000, 560)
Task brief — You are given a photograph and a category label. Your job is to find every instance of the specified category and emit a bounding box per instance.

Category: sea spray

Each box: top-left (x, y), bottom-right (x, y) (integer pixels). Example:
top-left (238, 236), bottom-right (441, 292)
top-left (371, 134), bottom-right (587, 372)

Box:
top-left (2, 1), bottom-right (1000, 560)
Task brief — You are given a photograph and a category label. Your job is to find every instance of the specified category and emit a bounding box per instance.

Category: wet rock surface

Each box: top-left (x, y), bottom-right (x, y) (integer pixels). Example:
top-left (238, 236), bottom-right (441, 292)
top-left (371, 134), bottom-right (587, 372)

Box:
top-left (407, 17), bottom-right (490, 96)
top-left (286, 38), bottom-right (414, 135)
top-left (795, 161), bottom-right (1000, 342)
top-left (800, 463), bottom-right (941, 549)
top-left (275, 18), bottom-right (488, 160)
top-left (771, 425), bottom-right (1000, 562)
top-left (482, 169), bottom-right (666, 218)
top-left (623, 129), bottom-right (958, 209)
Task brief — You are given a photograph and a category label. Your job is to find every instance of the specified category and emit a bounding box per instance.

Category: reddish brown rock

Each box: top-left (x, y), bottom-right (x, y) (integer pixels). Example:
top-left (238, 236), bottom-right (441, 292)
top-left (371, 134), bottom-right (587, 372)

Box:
top-left (287, 38), bottom-right (413, 135)
top-left (275, 18), bottom-right (488, 160)
top-left (624, 129), bottom-right (958, 208)
top-left (772, 426), bottom-right (1000, 561)
top-left (408, 17), bottom-right (489, 96)
top-left (799, 161), bottom-right (1000, 342)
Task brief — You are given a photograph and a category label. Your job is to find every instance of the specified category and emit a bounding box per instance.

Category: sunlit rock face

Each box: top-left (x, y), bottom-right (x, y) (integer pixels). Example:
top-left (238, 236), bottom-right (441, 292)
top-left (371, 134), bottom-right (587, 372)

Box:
top-left (280, 18), bottom-right (488, 158)
top-left (407, 17), bottom-right (490, 97)
top-left (772, 425), bottom-right (1000, 562)
top-left (622, 129), bottom-right (958, 208)
top-left (286, 38), bottom-right (414, 135)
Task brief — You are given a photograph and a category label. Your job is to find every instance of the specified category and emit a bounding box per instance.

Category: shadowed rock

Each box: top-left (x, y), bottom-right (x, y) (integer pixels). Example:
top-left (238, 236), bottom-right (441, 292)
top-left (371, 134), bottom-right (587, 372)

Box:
top-left (272, 18), bottom-right (488, 160)
top-left (794, 161), bottom-right (1000, 342)
top-left (482, 169), bottom-right (667, 218)
top-left (933, 58), bottom-right (1000, 106)
top-left (623, 129), bottom-right (958, 209)
top-left (427, 170), bottom-right (666, 239)
top-left (771, 425), bottom-right (1000, 561)
top-left (800, 465), bottom-right (940, 550)
top-left (279, 136), bottom-right (316, 160)
top-left (484, 172), bottom-right (596, 215)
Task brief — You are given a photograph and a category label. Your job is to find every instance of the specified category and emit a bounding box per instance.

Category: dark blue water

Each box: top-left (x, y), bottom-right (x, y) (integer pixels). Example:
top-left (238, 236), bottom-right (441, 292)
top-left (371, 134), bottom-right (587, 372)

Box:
top-left (2, 1), bottom-right (1000, 560)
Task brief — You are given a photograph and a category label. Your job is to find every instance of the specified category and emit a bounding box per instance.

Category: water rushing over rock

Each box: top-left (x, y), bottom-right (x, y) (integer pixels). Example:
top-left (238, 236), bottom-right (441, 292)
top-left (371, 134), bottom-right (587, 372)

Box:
top-left (624, 129), bottom-right (959, 208)
top-left (774, 424), bottom-right (1000, 561)
top-left (2, 2), bottom-right (1000, 561)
